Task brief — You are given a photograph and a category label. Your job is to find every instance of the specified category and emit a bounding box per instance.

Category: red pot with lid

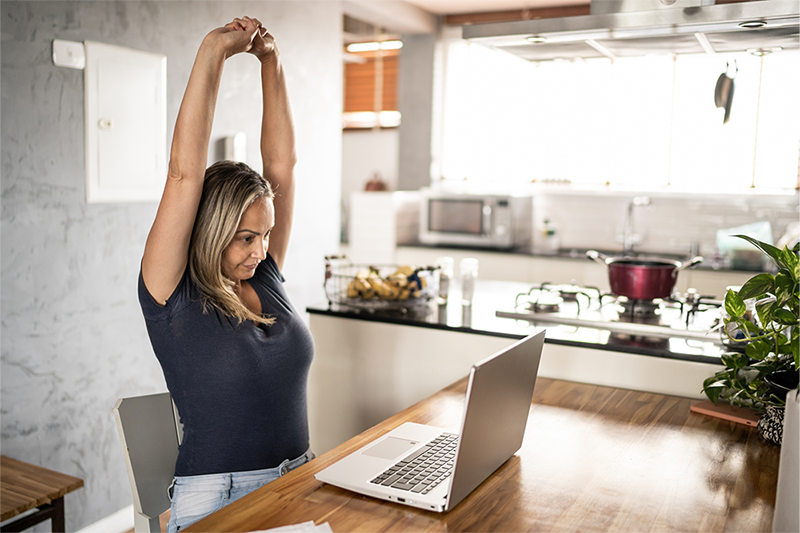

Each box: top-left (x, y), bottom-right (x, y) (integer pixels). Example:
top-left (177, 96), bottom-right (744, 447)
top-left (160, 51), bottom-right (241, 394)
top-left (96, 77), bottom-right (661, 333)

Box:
top-left (586, 250), bottom-right (703, 300)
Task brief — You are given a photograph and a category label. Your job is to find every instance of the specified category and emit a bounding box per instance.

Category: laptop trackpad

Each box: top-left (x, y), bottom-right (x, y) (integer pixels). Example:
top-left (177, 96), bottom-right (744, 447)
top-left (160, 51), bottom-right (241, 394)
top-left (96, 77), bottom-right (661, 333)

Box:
top-left (362, 437), bottom-right (419, 460)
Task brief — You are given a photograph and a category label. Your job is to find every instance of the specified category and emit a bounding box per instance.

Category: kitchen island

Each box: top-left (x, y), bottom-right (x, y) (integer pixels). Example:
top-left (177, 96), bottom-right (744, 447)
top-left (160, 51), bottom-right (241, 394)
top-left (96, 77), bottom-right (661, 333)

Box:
top-left (186, 376), bottom-right (779, 533)
top-left (306, 278), bottom-right (726, 454)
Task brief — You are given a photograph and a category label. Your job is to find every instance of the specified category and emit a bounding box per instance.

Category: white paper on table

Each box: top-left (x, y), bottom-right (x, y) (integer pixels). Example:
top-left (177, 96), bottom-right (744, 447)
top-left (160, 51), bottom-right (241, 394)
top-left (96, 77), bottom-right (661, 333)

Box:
top-left (250, 521), bottom-right (333, 533)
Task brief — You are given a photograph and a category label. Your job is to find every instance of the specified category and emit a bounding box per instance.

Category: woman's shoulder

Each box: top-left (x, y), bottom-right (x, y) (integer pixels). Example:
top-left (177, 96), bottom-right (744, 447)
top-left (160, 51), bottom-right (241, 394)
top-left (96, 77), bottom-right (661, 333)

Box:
top-left (139, 265), bottom-right (196, 319)
top-left (256, 253), bottom-right (286, 284)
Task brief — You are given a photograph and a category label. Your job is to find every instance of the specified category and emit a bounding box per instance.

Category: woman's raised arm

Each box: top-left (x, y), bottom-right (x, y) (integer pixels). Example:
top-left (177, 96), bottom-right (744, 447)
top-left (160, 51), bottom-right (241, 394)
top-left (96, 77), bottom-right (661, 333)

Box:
top-left (248, 28), bottom-right (297, 271)
top-left (142, 18), bottom-right (262, 305)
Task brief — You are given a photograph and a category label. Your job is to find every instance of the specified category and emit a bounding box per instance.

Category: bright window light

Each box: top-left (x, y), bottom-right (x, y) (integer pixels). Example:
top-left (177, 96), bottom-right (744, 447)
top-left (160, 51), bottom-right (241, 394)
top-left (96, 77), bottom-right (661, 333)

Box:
top-left (346, 40), bottom-right (403, 53)
top-left (439, 40), bottom-right (800, 192)
top-left (343, 111), bottom-right (402, 129)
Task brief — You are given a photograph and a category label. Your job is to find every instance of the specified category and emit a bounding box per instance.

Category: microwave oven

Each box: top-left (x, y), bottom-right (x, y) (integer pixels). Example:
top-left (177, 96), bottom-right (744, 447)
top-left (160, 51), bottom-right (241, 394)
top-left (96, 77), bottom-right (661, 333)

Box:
top-left (418, 191), bottom-right (532, 249)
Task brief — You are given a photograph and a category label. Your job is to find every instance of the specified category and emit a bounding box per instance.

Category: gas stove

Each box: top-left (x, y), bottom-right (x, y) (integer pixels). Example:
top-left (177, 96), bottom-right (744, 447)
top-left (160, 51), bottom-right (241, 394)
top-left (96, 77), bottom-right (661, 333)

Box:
top-left (495, 282), bottom-right (724, 345)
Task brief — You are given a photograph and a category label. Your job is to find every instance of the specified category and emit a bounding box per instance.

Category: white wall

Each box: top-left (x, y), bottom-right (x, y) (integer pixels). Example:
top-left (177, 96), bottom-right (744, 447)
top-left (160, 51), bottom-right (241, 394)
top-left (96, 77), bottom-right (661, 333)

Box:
top-left (341, 128), bottom-right (399, 241)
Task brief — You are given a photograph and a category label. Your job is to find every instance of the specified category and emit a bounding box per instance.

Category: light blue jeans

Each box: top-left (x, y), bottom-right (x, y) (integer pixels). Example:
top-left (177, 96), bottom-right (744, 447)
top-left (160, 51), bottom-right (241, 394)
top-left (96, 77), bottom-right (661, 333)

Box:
top-left (166, 449), bottom-right (314, 533)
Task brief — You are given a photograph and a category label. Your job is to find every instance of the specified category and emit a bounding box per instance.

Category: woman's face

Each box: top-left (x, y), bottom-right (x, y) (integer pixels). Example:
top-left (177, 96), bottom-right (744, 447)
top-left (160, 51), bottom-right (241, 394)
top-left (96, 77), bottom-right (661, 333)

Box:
top-left (221, 197), bottom-right (275, 284)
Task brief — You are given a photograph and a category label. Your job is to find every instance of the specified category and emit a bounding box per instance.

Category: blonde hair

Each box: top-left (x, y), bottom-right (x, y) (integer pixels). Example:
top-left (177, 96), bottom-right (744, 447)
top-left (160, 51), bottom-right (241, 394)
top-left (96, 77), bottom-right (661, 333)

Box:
top-left (189, 160), bottom-right (275, 325)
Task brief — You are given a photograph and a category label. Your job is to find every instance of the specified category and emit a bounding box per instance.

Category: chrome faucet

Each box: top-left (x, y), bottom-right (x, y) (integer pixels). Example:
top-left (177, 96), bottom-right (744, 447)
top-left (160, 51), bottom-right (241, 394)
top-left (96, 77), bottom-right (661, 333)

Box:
top-left (621, 196), bottom-right (650, 256)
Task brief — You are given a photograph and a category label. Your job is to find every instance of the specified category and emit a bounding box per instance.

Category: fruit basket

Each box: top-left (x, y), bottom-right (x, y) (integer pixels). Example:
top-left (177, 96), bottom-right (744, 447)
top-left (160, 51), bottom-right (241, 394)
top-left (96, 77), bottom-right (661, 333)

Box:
top-left (324, 255), bottom-right (436, 311)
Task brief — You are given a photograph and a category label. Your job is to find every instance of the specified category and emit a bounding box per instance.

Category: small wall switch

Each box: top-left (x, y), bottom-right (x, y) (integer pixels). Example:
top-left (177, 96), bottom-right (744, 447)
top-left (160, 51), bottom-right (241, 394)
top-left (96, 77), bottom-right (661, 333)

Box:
top-left (53, 39), bottom-right (86, 69)
top-left (224, 132), bottom-right (247, 162)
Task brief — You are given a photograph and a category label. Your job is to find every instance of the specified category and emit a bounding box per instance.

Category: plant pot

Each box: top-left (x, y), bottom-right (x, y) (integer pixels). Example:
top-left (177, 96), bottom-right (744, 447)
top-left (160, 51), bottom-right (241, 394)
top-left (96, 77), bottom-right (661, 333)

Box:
top-left (757, 405), bottom-right (785, 445)
top-left (764, 370), bottom-right (800, 401)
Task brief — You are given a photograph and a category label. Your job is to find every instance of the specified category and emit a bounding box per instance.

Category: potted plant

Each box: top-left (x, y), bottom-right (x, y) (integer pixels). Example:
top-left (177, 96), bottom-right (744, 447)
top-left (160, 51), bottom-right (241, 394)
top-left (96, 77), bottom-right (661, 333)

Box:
top-left (702, 235), bottom-right (799, 445)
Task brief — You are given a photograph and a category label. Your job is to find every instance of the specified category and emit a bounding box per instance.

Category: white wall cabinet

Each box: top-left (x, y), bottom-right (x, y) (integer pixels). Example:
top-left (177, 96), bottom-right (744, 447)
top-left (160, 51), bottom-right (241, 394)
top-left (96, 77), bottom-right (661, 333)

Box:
top-left (84, 41), bottom-right (167, 203)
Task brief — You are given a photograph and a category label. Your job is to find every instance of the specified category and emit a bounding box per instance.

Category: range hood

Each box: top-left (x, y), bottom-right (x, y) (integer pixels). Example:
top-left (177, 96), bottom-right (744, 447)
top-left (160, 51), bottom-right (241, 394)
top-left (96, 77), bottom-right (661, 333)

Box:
top-left (462, 0), bottom-right (799, 61)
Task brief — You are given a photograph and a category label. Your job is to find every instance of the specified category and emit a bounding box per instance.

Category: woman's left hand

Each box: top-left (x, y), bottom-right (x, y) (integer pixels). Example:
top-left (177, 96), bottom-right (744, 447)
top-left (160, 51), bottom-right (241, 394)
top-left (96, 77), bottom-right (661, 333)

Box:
top-left (246, 17), bottom-right (277, 62)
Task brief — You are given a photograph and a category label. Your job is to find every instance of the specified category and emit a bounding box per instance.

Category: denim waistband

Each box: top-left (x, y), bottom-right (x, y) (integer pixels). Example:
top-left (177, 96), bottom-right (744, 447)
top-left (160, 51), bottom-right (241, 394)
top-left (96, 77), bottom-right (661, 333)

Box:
top-left (169, 448), bottom-right (315, 497)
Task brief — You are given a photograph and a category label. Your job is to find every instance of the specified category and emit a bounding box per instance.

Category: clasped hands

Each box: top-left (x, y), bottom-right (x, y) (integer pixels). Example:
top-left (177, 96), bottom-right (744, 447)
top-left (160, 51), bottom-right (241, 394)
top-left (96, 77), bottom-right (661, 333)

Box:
top-left (209, 16), bottom-right (276, 62)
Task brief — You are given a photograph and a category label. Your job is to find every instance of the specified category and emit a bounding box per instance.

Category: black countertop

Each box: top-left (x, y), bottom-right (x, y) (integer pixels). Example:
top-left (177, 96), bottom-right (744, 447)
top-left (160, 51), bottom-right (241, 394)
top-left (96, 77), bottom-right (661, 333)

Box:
top-left (306, 279), bottom-right (724, 366)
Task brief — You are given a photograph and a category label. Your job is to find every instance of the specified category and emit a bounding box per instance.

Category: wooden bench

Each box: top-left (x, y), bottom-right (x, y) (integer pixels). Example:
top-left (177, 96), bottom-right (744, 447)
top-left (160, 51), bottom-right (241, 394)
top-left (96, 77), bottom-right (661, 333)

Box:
top-left (1, 456), bottom-right (84, 533)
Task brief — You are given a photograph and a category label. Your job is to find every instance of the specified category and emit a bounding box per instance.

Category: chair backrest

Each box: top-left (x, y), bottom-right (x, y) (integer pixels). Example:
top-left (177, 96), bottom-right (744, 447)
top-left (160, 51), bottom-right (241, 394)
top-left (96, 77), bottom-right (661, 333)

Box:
top-left (773, 388), bottom-right (799, 533)
top-left (113, 393), bottom-right (182, 533)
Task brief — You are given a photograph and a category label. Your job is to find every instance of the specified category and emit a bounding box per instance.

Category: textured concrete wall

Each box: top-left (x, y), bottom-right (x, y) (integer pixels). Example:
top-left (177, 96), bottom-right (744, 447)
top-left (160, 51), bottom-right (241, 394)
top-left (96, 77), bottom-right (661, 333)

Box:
top-left (0, 1), bottom-right (341, 529)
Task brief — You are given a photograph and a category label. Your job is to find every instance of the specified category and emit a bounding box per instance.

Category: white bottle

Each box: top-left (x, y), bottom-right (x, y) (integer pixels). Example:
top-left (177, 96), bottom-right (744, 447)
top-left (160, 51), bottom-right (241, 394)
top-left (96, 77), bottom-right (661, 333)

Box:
top-left (436, 256), bottom-right (454, 301)
top-left (460, 258), bottom-right (479, 306)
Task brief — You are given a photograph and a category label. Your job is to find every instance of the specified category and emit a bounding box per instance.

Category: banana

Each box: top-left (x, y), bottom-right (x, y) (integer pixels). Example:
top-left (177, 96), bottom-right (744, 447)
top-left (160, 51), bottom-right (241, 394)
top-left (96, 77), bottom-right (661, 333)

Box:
top-left (355, 278), bottom-right (375, 299)
top-left (347, 280), bottom-right (360, 298)
top-left (345, 265), bottom-right (430, 301)
top-left (392, 265), bottom-right (414, 277)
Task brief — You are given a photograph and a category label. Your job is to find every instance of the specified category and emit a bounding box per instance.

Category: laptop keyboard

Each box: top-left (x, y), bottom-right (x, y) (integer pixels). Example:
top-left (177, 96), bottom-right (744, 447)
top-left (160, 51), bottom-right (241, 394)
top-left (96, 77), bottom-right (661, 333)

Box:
top-left (369, 433), bottom-right (458, 494)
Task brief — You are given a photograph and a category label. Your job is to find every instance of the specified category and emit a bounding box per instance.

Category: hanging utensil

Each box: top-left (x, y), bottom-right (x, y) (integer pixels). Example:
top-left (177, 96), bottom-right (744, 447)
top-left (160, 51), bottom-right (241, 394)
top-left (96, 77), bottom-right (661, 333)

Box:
top-left (714, 60), bottom-right (737, 124)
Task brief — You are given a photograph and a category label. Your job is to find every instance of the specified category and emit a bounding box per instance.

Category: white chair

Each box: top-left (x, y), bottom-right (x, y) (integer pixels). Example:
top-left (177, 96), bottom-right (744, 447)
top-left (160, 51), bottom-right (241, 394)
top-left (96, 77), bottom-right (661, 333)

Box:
top-left (113, 393), bottom-right (182, 533)
top-left (773, 388), bottom-right (799, 533)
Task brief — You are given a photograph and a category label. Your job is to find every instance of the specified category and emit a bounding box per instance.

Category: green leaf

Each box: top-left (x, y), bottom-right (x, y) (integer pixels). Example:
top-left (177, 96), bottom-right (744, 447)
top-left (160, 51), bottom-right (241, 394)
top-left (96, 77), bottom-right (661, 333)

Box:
top-left (745, 340), bottom-right (771, 360)
top-left (756, 301), bottom-right (776, 329)
top-left (777, 343), bottom-right (795, 355)
top-left (703, 383), bottom-right (724, 404)
top-left (734, 235), bottom-right (783, 265)
top-left (774, 308), bottom-right (798, 326)
top-left (774, 271), bottom-right (796, 306)
top-left (793, 328), bottom-right (799, 370)
top-left (725, 289), bottom-right (746, 318)
top-left (779, 245), bottom-right (799, 282)
top-left (738, 273), bottom-right (775, 300)
top-left (740, 319), bottom-right (764, 336)
top-left (722, 351), bottom-right (750, 369)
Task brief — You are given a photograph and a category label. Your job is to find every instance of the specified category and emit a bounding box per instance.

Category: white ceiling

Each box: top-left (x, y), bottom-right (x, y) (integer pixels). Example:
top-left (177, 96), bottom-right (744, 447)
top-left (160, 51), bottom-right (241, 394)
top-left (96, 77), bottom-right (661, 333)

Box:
top-left (402, 0), bottom-right (586, 15)
top-left (342, 0), bottom-right (588, 35)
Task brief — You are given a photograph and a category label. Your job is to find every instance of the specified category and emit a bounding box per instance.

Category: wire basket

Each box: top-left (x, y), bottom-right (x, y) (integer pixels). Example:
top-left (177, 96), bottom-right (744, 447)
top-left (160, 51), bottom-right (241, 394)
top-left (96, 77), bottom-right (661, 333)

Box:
top-left (324, 255), bottom-right (437, 311)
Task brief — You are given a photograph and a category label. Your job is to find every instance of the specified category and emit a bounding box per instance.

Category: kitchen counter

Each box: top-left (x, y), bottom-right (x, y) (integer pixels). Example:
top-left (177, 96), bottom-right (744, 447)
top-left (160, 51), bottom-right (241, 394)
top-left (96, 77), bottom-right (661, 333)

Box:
top-left (307, 278), bottom-right (724, 366)
top-left (186, 377), bottom-right (779, 533)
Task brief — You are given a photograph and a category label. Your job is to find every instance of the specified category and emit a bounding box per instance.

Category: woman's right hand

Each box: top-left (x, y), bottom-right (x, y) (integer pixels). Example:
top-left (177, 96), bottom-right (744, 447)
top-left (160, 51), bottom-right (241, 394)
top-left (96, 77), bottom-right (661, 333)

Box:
top-left (204, 16), bottom-right (262, 59)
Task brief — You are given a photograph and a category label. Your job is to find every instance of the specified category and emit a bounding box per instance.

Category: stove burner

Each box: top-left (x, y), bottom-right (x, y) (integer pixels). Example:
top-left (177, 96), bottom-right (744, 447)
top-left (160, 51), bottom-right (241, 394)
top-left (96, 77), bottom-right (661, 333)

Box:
top-left (516, 282), bottom-right (600, 315)
top-left (505, 284), bottom-right (723, 344)
top-left (616, 298), bottom-right (663, 323)
top-left (529, 294), bottom-right (564, 313)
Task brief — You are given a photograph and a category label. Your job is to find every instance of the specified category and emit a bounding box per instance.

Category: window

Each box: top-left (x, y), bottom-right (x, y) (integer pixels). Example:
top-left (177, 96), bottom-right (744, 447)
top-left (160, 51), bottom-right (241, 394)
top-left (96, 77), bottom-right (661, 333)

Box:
top-left (343, 45), bottom-right (401, 129)
top-left (439, 38), bottom-right (800, 192)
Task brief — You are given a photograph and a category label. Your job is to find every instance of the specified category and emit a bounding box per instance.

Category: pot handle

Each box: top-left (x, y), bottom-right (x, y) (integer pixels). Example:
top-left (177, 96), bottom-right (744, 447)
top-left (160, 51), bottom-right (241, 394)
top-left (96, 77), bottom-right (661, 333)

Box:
top-left (673, 255), bottom-right (704, 277)
top-left (586, 250), bottom-right (609, 264)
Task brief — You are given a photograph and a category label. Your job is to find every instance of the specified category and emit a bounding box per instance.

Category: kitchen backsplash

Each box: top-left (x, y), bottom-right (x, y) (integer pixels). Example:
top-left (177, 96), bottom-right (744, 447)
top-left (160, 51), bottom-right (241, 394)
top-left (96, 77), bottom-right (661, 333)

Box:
top-left (388, 188), bottom-right (799, 266)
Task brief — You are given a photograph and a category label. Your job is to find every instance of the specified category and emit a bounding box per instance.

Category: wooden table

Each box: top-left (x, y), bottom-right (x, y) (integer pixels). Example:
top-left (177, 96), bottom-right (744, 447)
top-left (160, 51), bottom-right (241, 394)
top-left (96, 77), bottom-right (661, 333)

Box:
top-left (0, 456), bottom-right (84, 533)
top-left (187, 378), bottom-right (780, 532)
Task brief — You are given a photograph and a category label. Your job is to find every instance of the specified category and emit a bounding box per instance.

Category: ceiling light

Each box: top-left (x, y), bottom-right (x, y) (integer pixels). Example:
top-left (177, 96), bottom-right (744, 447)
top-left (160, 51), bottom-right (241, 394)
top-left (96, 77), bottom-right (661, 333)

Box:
top-left (526, 36), bottom-right (547, 44)
top-left (346, 40), bottom-right (403, 53)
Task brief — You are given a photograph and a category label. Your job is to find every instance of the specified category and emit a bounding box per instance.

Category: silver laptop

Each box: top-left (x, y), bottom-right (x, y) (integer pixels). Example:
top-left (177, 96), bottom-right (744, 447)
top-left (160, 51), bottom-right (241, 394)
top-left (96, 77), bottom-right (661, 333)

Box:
top-left (314, 331), bottom-right (545, 512)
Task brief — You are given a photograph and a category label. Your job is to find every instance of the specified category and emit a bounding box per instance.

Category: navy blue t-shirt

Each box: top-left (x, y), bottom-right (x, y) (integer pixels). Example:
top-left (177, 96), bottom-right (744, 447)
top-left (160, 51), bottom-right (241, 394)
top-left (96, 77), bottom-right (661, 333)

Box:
top-left (138, 254), bottom-right (314, 476)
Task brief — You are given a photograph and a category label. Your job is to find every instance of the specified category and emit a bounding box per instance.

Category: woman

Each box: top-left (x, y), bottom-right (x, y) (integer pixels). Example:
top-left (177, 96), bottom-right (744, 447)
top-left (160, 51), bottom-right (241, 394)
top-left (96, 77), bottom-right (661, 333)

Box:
top-left (138, 17), bottom-right (314, 532)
